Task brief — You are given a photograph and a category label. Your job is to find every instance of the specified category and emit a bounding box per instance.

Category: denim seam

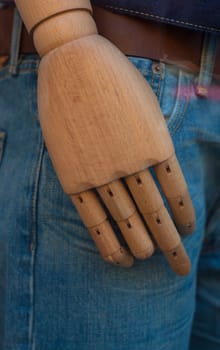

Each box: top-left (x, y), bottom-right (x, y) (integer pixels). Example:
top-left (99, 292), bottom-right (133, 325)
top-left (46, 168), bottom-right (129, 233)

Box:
top-left (192, 329), bottom-right (220, 344)
top-left (152, 72), bottom-right (161, 98)
top-left (29, 137), bottom-right (45, 350)
top-left (134, 59), bottom-right (189, 134)
top-left (0, 56), bottom-right (39, 78)
top-left (173, 77), bottom-right (189, 134)
top-left (156, 70), bottom-right (163, 99)
top-left (158, 314), bottom-right (194, 350)
top-left (149, 67), bottom-right (162, 98)
top-left (168, 73), bottom-right (190, 135)
top-left (2, 244), bottom-right (8, 350)
top-left (201, 243), bottom-right (220, 254)
top-left (150, 73), bottom-right (156, 94)
top-left (199, 286), bottom-right (220, 307)
top-left (206, 192), bottom-right (220, 224)
top-left (0, 69), bottom-right (39, 81)
top-left (150, 69), bottom-right (154, 88)
top-left (104, 6), bottom-right (220, 33)
top-left (0, 130), bottom-right (6, 163)
top-left (195, 129), bottom-right (220, 143)
top-left (8, 7), bottom-right (22, 75)
top-left (28, 69), bottom-right (39, 124)
top-left (197, 33), bottom-right (219, 89)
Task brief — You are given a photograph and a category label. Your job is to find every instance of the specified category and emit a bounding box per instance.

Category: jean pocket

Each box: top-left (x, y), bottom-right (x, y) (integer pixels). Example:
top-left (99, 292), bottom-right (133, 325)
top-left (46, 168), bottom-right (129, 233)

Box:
top-left (128, 56), bottom-right (190, 136)
top-left (159, 67), bottom-right (190, 136)
top-left (0, 130), bottom-right (6, 165)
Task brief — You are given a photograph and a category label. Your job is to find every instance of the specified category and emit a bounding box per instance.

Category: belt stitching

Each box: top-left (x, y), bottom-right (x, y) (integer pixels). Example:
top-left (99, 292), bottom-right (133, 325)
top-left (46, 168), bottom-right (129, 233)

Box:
top-left (104, 5), bottom-right (220, 33)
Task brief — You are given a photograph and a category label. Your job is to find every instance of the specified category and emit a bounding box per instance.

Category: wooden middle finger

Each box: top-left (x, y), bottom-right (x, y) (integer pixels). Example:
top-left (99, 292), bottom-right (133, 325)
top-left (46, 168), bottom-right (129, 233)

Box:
top-left (97, 179), bottom-right (154, 259)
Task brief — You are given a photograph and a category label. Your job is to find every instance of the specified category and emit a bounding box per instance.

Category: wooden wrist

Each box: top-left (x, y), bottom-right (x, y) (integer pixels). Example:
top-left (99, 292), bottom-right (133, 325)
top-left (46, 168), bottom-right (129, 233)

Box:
top-left (33, 11), bottom-right (97, 57)
top-left (15, 0), bottom-right (98, 56)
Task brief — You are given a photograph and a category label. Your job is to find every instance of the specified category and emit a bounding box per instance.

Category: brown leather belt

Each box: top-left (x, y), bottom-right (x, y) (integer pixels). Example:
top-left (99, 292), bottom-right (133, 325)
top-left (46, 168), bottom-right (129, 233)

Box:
top-left (0, 6), bottom-right (35, 55)
top-left (0, 5), bottom-right (220, 76)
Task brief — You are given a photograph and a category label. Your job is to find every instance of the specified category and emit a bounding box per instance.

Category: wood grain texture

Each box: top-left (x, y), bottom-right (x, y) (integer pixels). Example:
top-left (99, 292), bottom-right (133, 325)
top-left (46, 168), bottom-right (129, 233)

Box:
top-left (71, 191), bottom-right (134, 267)
top-left (14, 0), bottom-right (194, 274)
top-left (15, 0), bottom-right (92, 32)
top-left (154, 155), bottom-right (196, 234)
top-left (38, 34), bottom-right (174, 194)
top-left (33, 10), bottom-right (97, 56)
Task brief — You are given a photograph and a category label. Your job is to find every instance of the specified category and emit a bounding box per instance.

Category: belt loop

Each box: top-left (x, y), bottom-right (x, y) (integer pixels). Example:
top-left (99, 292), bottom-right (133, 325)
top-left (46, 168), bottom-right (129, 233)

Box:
top-left (196, 33), bottom-right (219, 97)
top-left (8, 7), bottom-right (22, 75)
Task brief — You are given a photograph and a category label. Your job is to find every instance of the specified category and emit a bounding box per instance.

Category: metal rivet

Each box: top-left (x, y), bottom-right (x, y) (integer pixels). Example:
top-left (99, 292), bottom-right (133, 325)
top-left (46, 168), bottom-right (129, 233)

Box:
top-left (152, 63), bottom-right (161, 74)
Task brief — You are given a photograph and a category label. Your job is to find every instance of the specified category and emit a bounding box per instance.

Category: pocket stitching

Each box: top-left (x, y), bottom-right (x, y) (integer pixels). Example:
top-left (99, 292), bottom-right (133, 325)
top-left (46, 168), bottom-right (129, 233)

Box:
top-left (166, 71), bottom-right (190, 136)
top-left (0, 131), bottom-right (6, 164)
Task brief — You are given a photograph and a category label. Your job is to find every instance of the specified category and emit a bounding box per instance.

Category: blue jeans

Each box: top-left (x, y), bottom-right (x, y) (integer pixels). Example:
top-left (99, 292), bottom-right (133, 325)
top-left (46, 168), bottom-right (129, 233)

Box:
top-left (1, 12), bottom-right (220, 350)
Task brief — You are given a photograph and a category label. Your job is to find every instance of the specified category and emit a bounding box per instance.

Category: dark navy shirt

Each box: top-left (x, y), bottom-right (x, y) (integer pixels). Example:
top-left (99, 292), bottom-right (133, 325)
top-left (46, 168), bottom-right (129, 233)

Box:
top-left (3, 0), bottom-right (220, 35)
top-left (92, 0), bottom-right (220, 35)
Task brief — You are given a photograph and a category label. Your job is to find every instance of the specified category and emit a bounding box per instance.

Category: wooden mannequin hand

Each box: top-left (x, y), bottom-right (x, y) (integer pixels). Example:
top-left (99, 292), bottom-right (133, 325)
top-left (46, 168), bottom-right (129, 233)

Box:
top-left (15, 0), bottom-right (196, 275)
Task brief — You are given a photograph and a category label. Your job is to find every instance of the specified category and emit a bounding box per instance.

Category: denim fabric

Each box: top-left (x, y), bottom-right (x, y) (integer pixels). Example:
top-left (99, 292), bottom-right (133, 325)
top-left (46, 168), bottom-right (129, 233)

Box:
top-left (92, 0), bottom-right (220, 35)
top-left (0, 8), bottom-right (220, 349)
top-left (0, 49), bottom-right (220, 349)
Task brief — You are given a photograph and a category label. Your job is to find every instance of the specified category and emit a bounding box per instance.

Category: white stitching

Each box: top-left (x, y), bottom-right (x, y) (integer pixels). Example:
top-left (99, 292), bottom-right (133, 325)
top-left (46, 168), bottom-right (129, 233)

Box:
top-left (104, 6), bottom-right (220, 33)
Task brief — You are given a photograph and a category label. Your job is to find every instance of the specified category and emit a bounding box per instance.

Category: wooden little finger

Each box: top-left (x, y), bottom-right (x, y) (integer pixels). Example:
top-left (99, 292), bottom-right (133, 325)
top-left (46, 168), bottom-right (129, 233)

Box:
top-left (71, 190), bottom-right (134, 267)
top-left (144, 207), bottom-right (191, 275)
top-left (154, 154), bottom-right (196, 234)
top-left (125, 170), bottom-right (191, 275)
